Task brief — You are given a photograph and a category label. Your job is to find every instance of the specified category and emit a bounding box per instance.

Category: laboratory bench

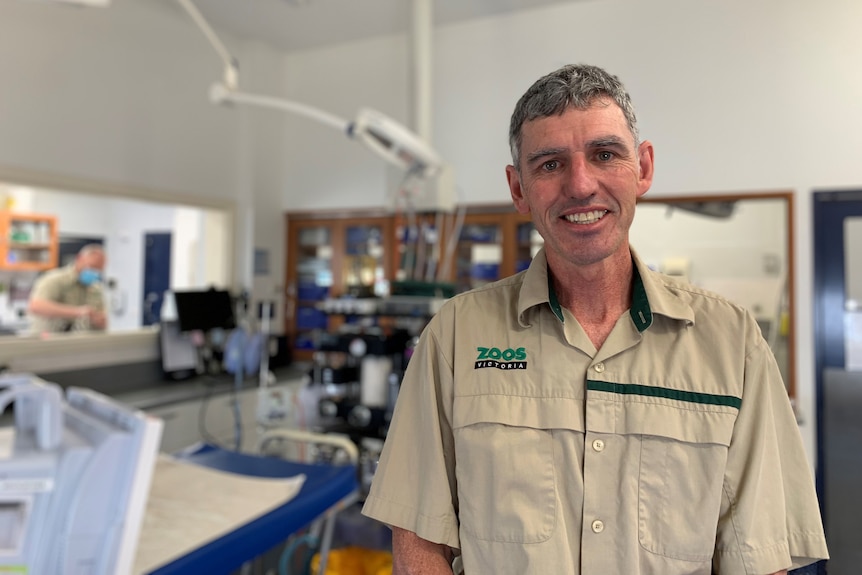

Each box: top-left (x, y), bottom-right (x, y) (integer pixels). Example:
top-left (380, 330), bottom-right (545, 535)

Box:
top-left (111, 364), bottom-right (309, 411)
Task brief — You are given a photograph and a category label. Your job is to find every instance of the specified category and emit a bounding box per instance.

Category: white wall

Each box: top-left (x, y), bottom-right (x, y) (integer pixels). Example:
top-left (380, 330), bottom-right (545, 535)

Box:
top-left (9, 185), bottom-right (114, 237)
top-left (242, 42), bottom-right (292, 326)
top-left (0, 0), bottom-right (238, 200)
top-left (171, 207), bottom-right (204, 292)
top-left (281, 34), bottom-right (411, 211)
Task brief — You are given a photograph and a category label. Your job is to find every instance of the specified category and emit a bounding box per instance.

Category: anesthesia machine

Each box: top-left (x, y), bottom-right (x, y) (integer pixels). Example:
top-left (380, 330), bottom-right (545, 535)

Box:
top-left (0, 373), bottom-right (162, 575)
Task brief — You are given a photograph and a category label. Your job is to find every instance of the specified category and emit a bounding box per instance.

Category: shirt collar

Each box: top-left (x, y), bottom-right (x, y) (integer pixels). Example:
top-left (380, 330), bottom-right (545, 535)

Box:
top-left (517, 246), bottom-right (695, 329)
top-left (517, 248), bottom-right (553, 327)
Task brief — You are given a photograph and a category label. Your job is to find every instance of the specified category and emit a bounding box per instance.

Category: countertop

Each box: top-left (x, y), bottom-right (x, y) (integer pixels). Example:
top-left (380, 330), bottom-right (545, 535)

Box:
top-left (108, 363), bottom-right (311, 411)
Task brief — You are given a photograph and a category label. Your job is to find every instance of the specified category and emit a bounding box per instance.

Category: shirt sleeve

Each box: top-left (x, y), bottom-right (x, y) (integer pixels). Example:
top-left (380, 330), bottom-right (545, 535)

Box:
top-left (361, 308), bottom-right (461, 549)
top-left (30, 271), bottom-right (63, 302)
top-left (714, 318), bottom-right (829, 574)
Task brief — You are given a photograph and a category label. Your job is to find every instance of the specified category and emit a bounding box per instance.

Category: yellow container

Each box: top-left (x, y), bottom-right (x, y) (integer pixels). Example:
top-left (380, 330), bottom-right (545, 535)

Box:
top-left (310, 546), bottom-right (392, 575)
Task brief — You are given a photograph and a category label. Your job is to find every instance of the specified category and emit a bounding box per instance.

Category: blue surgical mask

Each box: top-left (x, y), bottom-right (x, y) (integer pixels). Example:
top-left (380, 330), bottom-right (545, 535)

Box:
top-left (78, 268), bottom-right (102, 286)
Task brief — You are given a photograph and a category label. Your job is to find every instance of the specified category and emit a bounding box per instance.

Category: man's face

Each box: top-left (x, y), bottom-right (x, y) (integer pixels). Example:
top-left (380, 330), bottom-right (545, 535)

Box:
top-left (78, 251), bottom-right (105, 272)
top-left (506, 99), bottom-right (654, 272)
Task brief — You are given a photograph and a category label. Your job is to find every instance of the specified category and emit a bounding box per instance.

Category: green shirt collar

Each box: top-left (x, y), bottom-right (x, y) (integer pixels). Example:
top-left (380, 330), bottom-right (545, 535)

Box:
top-left (547, 271), bottom-right (565, 323)
top-left (543, 256), bottom-right (652, 332)
top-left (629, 264), bottom-right (652, 332)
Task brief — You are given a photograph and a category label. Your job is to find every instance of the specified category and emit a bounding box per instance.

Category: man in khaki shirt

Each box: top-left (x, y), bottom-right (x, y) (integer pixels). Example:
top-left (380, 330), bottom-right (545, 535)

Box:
top-left (362, 64), bottom-right (828, 574)
top-left (28, 244), bottom-right (107, 334)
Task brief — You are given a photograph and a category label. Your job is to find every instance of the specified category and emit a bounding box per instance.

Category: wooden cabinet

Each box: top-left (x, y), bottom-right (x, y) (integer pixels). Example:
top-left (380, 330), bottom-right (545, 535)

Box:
top-left (284, 207), bottom-right (539, 359)
top-left (0, 211), bottom-right (58, 271)
top-left (285, 213), bottom-right (394, 361)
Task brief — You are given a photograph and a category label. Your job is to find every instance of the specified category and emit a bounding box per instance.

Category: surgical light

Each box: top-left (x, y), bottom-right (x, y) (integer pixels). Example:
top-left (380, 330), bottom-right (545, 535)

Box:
top-left (178, 0), bottom-right (443, 180)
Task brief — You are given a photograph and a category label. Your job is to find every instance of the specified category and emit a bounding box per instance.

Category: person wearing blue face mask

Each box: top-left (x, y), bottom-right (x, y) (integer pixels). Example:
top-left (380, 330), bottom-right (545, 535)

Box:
top-left (28, 244), bottom-right (107, 334)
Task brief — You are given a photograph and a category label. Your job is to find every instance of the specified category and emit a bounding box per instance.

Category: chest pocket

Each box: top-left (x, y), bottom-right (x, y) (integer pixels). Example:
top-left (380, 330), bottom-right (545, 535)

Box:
top-left (631, 404), bottom-right (736, 561)
top-left (452, 394), bottom-right (583, 544)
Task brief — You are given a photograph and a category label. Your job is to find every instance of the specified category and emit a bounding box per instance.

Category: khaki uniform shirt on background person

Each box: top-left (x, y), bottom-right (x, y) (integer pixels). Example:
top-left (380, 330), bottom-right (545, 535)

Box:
top-left (362, 247), bottom-right (829, 575)
top-left (28, 264), bottom-right (105, 334)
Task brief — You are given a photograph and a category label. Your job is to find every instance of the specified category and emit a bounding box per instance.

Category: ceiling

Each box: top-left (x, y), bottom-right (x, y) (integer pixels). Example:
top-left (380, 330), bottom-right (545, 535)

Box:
top-left (185, 0), bottom-right (574, 53)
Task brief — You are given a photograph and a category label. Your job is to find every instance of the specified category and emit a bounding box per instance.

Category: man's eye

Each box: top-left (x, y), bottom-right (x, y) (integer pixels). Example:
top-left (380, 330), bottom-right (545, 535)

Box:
top-left (542, 160), bottom-right (559, 171)
top-left (597, 151), bottom-right (614, 161)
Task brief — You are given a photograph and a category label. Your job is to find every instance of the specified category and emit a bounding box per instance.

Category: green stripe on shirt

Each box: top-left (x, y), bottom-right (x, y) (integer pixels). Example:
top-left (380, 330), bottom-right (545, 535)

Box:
top-left (587, 380), bottom-right (742, 409)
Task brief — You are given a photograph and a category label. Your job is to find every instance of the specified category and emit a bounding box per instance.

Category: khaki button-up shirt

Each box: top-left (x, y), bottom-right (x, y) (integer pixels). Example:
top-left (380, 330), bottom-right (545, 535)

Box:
top-left (363, 248), bottom-right (828, 574)
top-left (28, 264), bottom-right (105, 334)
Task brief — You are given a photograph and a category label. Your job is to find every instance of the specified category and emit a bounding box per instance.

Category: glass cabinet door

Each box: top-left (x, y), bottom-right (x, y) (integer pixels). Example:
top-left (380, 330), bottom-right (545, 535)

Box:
top-left (456, 221), bottom-right (504, 292)
top-left (342, 224), bottom-right (386, 297)
top-left (516, 220), bottom-right (543, 273)
top-left (286, 216), bottom-right (393, 359)
top-left (293, 225), bottom-right (333, 353)
top-left (297, 225), bottom-right (333, 296)
top-left (449, 213), bottom-right (542, 293)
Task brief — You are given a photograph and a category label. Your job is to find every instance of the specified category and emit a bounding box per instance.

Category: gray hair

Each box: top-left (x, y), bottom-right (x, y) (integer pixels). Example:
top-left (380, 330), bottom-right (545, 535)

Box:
top-left (77, 243), bottom-right (105, 258)
top-left (508, 64), bottom-right (639, 170)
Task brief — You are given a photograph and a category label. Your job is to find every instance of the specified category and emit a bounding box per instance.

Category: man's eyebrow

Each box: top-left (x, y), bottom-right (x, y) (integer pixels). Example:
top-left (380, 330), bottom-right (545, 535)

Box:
top-left (525, 147), bottom-right (567, 164)
top-left (587, 136), bottom-right (629, 149)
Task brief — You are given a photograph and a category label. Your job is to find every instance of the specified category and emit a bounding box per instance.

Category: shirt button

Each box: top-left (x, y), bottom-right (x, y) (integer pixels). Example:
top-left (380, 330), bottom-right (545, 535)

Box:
top-left (592, 439), bottom-right (605, 452)
top-left (592, 519), bottom-right (605, 533)
top-left (594, 362), bottom-right (605, 373)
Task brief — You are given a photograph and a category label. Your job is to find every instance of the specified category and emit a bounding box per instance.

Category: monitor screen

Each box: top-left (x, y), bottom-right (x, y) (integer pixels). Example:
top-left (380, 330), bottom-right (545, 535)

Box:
top-left (172, 289), bottom-right (235, 332)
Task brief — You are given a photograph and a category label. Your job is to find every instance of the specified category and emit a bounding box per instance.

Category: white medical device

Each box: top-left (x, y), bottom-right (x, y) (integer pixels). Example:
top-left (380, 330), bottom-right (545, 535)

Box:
top-left (0, 374), bottom-right (162, 575)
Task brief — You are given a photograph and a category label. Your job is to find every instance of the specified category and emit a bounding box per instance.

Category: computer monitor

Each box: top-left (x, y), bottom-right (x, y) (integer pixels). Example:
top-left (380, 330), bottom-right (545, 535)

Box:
top-left (172, 289), bottom-right (236, 333)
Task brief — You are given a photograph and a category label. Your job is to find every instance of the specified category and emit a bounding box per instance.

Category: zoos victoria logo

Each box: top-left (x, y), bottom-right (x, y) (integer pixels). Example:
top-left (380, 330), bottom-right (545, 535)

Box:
top-left (474, 347), bottom-right (528, 370)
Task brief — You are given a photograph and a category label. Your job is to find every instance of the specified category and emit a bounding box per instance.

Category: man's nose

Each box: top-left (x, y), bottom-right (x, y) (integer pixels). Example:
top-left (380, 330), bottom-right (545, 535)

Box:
top-left (564, 154), bottom-right (599, 198)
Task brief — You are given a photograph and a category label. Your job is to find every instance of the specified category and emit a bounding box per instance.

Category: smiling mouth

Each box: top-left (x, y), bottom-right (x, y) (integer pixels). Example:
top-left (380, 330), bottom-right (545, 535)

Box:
top-left (563, 210), bottom-right (608, 224)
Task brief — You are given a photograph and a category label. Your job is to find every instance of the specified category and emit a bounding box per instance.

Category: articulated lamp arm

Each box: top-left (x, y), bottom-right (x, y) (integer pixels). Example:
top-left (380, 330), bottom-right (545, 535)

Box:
top-left (175, 0), bottom-right (443, 179)
top-left (176, 0), bottom-right (239, 90)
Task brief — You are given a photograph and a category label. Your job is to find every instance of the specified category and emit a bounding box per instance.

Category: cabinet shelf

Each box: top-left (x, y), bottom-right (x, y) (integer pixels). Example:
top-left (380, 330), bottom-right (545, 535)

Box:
top-left (8, 242), bottom-right (53, 250)
top-left (0, 211), bottom-right (58, 272)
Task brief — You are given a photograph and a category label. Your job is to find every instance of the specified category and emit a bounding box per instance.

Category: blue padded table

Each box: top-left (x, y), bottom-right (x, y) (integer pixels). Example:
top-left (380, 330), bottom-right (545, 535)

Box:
top-left (144, 443), bottom-right (359, 575)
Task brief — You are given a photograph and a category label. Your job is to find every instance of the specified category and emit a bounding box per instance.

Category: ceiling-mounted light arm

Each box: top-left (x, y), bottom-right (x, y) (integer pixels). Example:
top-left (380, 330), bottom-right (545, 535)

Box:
top-left (177, 0), bottom-right (239, 90)
top-left (208, 85), bottom-right (441, 179)
top-left (176, 0), bottom-right (443, 180)
top-left (347, 107), bottom-right (441, 180)
top-left (209, 84), bottom-right (349, 132)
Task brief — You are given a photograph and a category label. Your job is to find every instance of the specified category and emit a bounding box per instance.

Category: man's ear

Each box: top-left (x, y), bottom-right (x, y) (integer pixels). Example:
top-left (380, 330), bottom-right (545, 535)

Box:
top-left (636, 140), bottom-right (655, 198)
top-left (506, 165), bottom-right (530, 214)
